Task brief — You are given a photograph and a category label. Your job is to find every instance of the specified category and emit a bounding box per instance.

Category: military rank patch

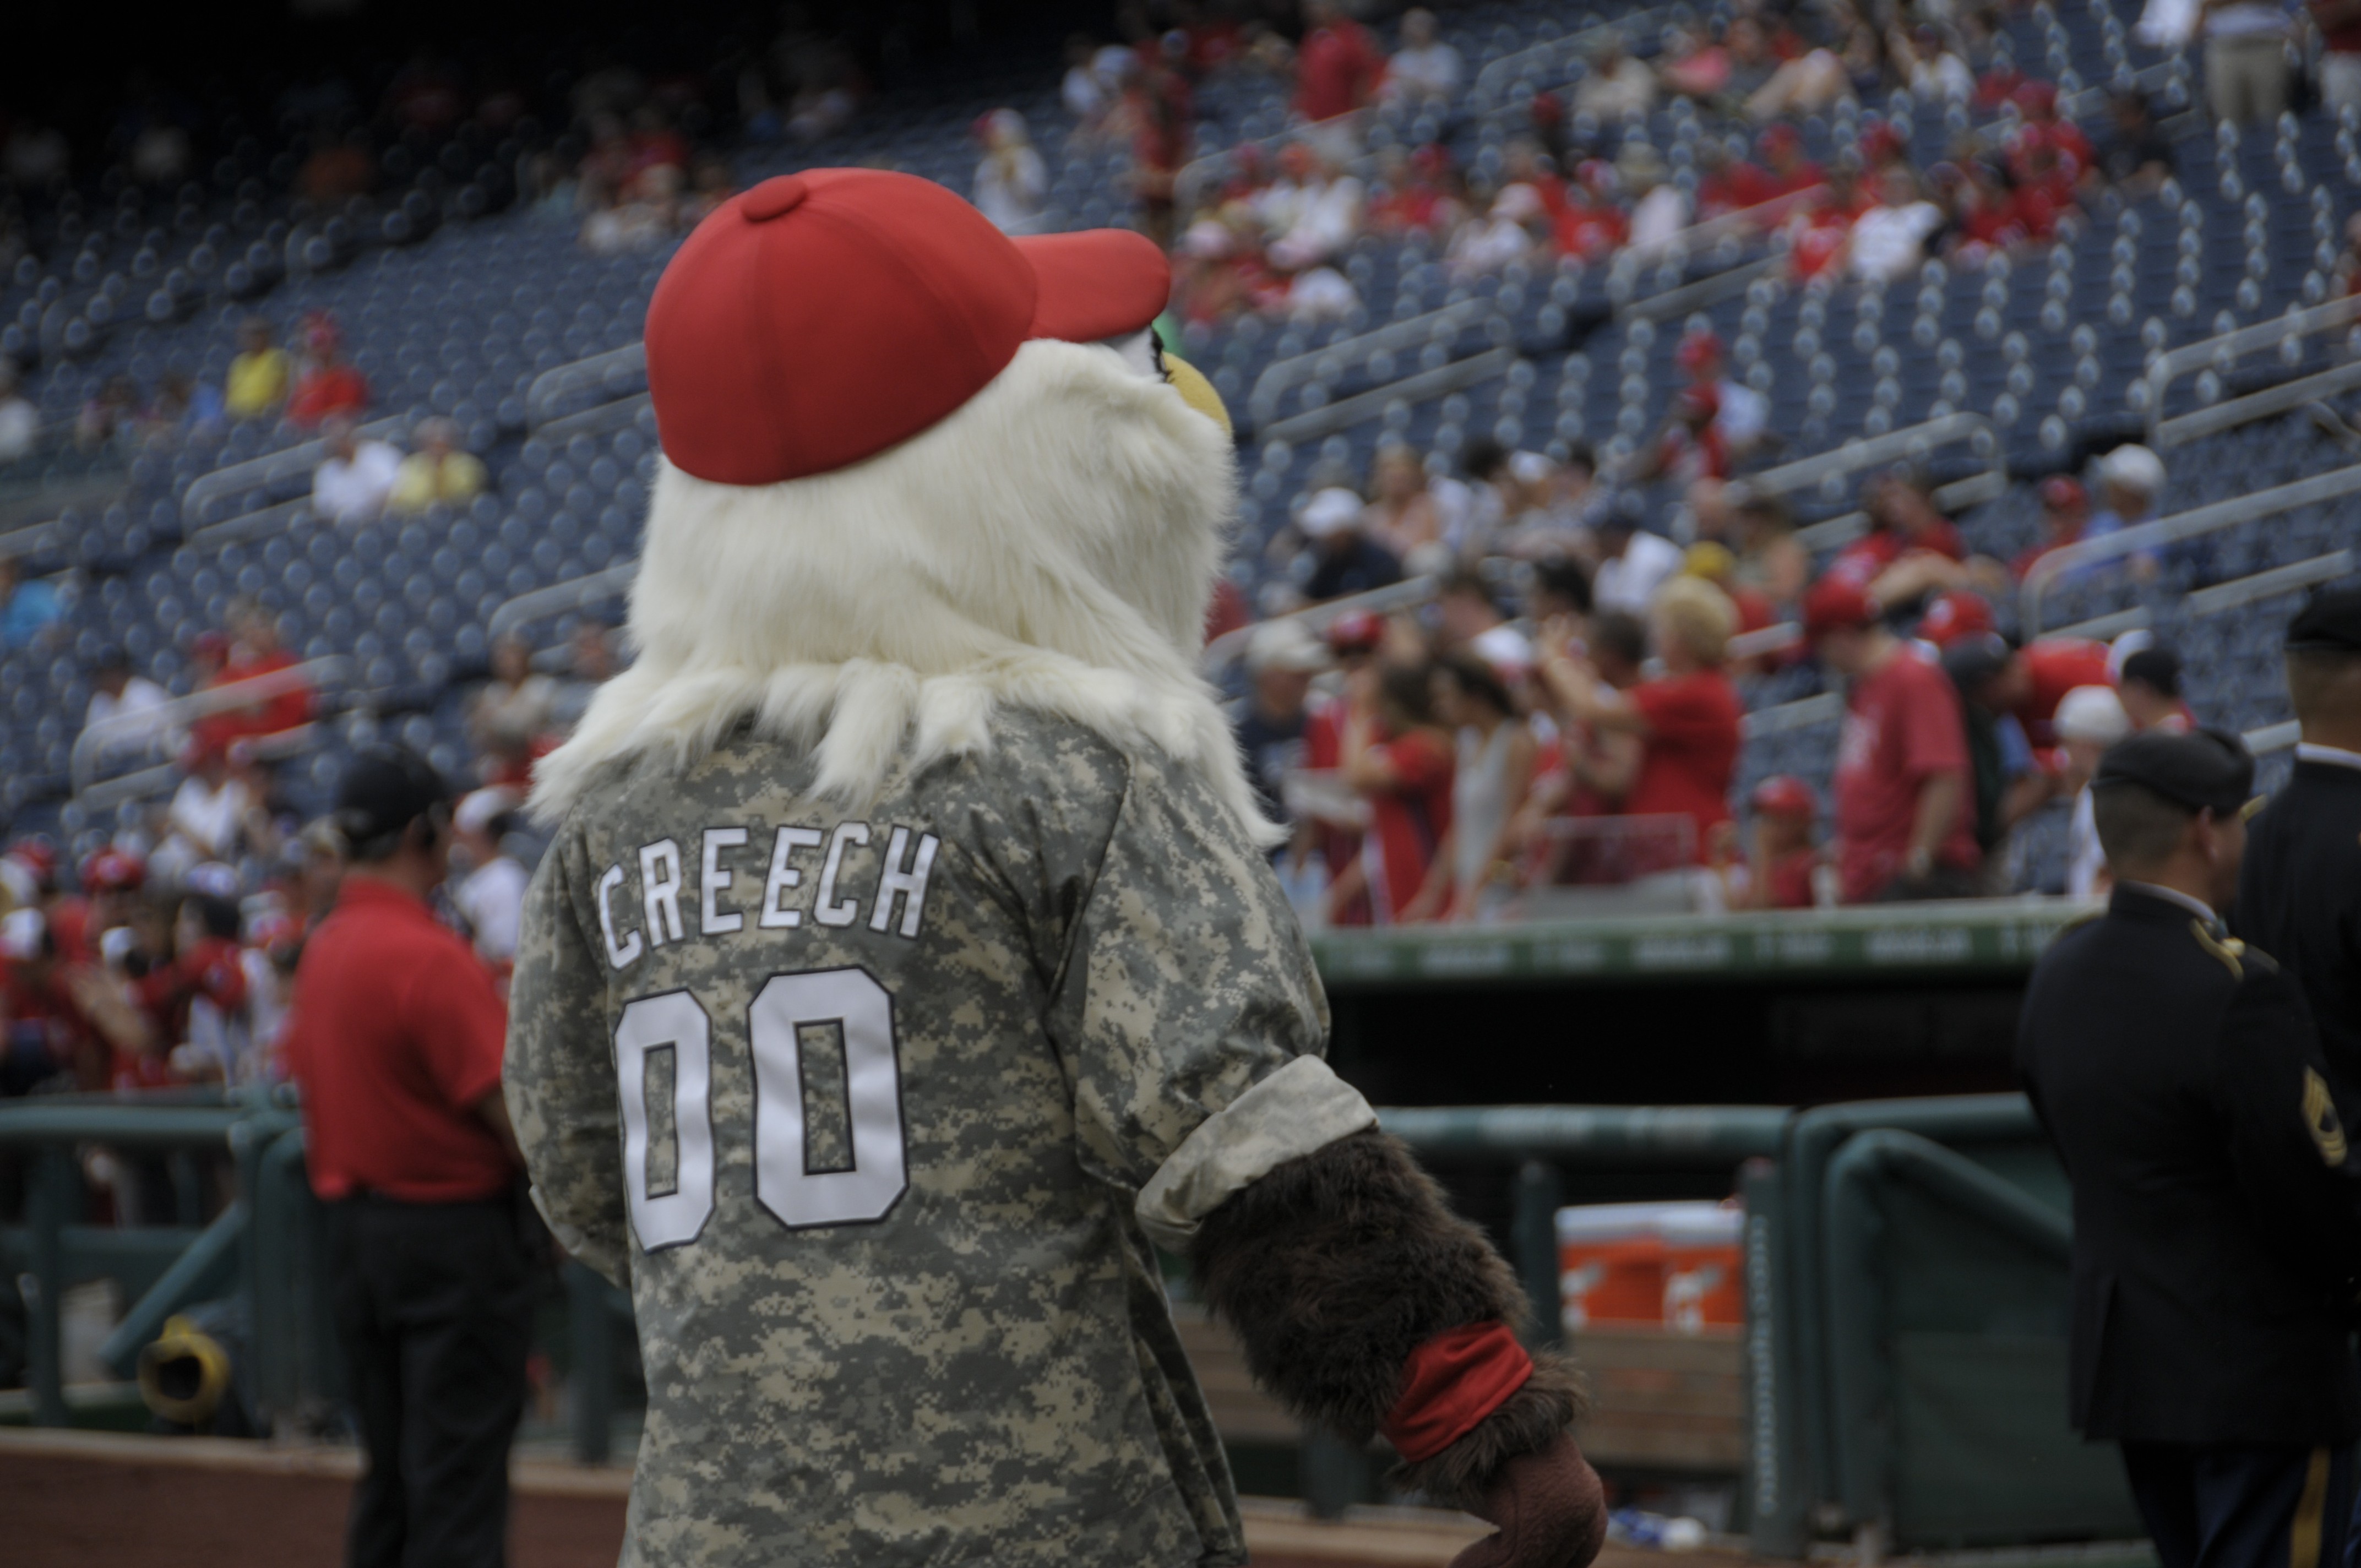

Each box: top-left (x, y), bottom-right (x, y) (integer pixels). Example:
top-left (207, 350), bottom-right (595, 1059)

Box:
top-left (2304, 1068), bottom-right (2350, 1167)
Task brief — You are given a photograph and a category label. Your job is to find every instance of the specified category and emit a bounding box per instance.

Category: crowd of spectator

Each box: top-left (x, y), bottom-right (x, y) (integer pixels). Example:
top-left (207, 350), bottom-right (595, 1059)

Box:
top-left (1229, 372), bottom-right (2199, 924)
top-left (1021, 0), bottom-right (2196, 335)
top-left (0, 603), bottom-right (620, 1119)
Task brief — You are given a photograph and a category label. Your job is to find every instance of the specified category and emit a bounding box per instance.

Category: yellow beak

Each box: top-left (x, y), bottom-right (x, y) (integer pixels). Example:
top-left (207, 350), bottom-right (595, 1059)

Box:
top-left (1164, 352), bottom-right (1231, 438)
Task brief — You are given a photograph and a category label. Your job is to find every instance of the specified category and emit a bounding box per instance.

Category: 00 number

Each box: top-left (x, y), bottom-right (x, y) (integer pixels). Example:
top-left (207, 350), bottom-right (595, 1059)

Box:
top-left (612, 968), bottom-right (907, 1248)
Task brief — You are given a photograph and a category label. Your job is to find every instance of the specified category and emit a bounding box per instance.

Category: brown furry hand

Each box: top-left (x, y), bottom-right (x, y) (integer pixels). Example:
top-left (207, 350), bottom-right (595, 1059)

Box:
top-left (1448, 1433), bottom-right (1608, 1568)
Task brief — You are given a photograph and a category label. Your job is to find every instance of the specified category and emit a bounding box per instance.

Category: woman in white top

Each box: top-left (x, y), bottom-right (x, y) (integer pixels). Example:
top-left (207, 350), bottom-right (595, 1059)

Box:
top-left (972, 110), bottom-right (1049, 236)
top-left (1406, 651), bottom-right (1537, 922)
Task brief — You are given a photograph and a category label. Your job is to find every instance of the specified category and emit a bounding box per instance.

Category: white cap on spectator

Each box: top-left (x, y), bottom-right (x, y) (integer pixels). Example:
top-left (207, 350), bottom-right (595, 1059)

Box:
top-left (1245, 618), bottom-right (1331, 674)
top-left (1493, 182), bottom-right (1544, 222)
top-left (2097, 444), bottom-right (2165, 497)
top-left (2055, 684), bottom-right (2132, 745)
top-left (1, 906), bottom-right (43, 962)
top-left (184, 862), bottom-right (241, 899)
top-left (1299, 487), bottom-right (1366, 540)
top-left (455, 786), bottom-right (523, 838)
top-left (1509, 450), bottom-right (1554, 485)
top-left (2107, 627), bottom-right (2153, 681)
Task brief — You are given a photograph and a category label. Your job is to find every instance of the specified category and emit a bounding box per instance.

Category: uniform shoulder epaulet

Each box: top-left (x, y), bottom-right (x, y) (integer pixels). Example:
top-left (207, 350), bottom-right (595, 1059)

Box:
top-left (2188, 919), bottom-right (2253, 981)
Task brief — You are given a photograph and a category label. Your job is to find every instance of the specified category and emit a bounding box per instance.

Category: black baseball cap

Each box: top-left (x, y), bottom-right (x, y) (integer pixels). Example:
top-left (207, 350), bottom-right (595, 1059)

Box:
top-left (2286, 584), bottom-right (2361, 652)
top-left (2092, 727), bottom-right (2253, 815)
top-left (333, 745), bottom-right (452, 848)
top-left (2118, 645), bottom-right (2182, 696)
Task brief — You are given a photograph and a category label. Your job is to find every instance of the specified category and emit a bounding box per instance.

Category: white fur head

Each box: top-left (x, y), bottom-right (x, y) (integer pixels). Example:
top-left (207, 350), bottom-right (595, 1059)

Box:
top-left (530, 337), bottom-right (1277, 843)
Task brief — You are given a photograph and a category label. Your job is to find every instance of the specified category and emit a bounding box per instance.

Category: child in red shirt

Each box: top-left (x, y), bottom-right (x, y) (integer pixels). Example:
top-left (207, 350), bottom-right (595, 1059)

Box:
top-left (1344, 665), bottom-right (1455, 923)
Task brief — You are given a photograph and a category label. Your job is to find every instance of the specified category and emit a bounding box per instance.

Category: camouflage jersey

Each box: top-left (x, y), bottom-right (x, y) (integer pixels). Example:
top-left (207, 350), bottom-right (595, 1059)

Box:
top-left (504, 709), bottom-right (1377, 1567)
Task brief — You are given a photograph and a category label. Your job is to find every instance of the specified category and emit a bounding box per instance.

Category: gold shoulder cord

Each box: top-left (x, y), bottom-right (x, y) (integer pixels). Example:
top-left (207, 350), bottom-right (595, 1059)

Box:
top-left (2304, 1068), bottom-right (2351, 1167)
top-left (2189, 919), bottom-right (2245, 982)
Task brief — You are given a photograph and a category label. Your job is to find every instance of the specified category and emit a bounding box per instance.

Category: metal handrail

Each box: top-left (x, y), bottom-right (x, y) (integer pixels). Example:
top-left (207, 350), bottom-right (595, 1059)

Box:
top-left (487, 559), bottom-right (638, 645)
top-left (2247, 718), bottom-right (2300, 754)
top-left (1201, 573), bottom-right (1438, 676)
top-left (1259, 345), bottom-right (1520, 446)
top-left (1728, 622), bottom-right (1799, 660)
top-left (1248, 297), bottom-right (1497, 428)
top-left (2020, 461), bottom-right (2361, 635)
top-left (1471, 9), bottom-right (1666, 105)
top-left (2157, 358), bottom-right (2361, 450)
top-left (1741, 692), bottom-right (1842, 738)
top-left (69, 655), bottom-right (355, 793)
top-left (2187, 548), bottom-right (2355, 617)
top-left (526, 342), bottom-right (647, 430)
top-left (1172, 129), bottom-right (1377, 219)
top-left (2142, 293), bottom-right (2361, 445)
top-left (0, 1098), bottom-right (262, 1428)
top-left (1745, 412), bottom-right (2001, 509)
top-left (181, 415), bottom-right (411, 519)
top-left (1379, 1103), bottom-right (1788, 1162)
top-left (1792, 470), bottom-right (2012, 554)
top-left (1819, 1128), bottom-right (2070, 1527)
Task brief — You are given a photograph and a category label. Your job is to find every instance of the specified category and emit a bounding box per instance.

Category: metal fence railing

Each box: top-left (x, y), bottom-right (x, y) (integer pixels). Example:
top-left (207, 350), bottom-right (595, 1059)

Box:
top-left (5, 1083), bottom-right (2136, 1556)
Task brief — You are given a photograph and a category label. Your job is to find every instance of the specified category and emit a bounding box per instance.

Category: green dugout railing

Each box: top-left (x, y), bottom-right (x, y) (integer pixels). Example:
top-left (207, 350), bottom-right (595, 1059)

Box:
top-left (1, 1086), bottom-right (2135, 1556)
top-left (0, 1092), bottom-right (322, 1431)
top-left (1307, 900), bottom-right (2090, 990)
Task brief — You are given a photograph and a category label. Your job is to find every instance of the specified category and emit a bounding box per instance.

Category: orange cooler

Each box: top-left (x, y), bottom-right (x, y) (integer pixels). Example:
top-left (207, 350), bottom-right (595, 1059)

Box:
top-left (1557, 1201), bottom-right (1745, 1335)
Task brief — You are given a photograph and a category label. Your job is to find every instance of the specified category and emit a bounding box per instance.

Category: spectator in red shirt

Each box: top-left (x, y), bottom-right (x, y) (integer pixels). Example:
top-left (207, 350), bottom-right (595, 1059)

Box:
top-left (1759, 124), bottom-right (1824, 200)
top-left (1737, 774), bottom-right (1827, 910)
top-left (1127, 42), bottom-right (1195, 250)
top-left (2008, 83), bottom-right (2094, 187)
top-left (1341, 663), bottom-right (1456, 923)
top-left (1537, 578), bottom-right (1745, 863)
top-left (212, 601), bottom-right (315, 743)
top-left (2012, 476), bottom-right (2091, 581)
top-left (281, 745), bottom-right (534, 1568)
top-left (285, 314), bottom-right (371, 430)
top-left (1, 907), bottom-right (100, 1095)
top-left (1826, 467), bottom-right (1970, 607)
top-left (1294, 0), bottom-right (1384, 135)
top-left (137, 892), bottom-right (252, 1085)
top-left (1964, 635), bottom-right (2115, 749)
top-left (1694, 139), bottom-right (1772, 223)
top-left (1553, 159), bottom-right (1630, 261)
top-left (1806, 578), bottom-right (1982, 901)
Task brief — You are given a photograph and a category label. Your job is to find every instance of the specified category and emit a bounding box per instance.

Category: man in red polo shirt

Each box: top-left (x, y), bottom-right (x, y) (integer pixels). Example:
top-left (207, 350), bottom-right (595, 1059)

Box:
top-left (1296, 0), bottom-right (1384, 127)
top-left (282, 746), bottom-right (535, 1568)
top-left (1806, 579), bottom-right (1981, 902)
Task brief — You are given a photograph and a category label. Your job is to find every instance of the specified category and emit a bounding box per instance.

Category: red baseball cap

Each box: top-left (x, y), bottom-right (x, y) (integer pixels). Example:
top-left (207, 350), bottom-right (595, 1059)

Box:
top-left (1802, 577), bottom-right (1879, 642)
top-left (6, 837), bottom-right (58, 888)
top-left (1325, 609), bottom-right (1385, 653)
top-left (1750, 774), bottom-right (1819, 819)
top-left (1917, 589), bottom-right (1995, 648)
top-left (1675, 330), bottom-right (1723, 374)
top-left (645, 170), bottom-right (1173, 486)
top-left (2038, 475), bottom-right (2087, 511)
top-left (81, 848), bottom-right (146, 894)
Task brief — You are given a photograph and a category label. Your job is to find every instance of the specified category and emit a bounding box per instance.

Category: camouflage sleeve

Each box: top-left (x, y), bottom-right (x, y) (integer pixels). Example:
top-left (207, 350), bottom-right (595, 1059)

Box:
top-left (504, 826), bottom-right (632, 1287)
top-left (1034, 745), bottom-right (1369, 1243)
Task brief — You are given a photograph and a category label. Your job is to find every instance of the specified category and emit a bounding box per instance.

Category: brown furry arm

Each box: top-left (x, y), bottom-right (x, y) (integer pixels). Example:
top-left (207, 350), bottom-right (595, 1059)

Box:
top-left (1187, 1128), bottom-right (1585, 1508)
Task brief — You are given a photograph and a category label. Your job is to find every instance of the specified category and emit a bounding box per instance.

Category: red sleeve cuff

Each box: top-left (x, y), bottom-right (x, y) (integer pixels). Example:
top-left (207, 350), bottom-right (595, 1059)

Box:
top-left (1379, 1321), bottom-right (1535, 1462)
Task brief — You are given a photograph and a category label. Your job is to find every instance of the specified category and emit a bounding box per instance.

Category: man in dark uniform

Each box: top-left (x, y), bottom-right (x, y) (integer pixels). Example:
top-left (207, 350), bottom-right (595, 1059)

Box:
top-left (2018, 728), bottom-right (2361, 1568)
top-left (2237, 585), bottom-right (2361, 1086)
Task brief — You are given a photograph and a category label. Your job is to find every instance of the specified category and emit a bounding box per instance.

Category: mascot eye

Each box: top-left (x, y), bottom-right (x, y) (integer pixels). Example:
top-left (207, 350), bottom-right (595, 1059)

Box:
top-left (1102, 326), bottom-right (1169, 384)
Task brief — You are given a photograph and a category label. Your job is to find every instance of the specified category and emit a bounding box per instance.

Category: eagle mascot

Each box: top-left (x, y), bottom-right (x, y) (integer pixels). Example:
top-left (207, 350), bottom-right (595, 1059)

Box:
top-left (505, 168), bottom-right (1607, 1568)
